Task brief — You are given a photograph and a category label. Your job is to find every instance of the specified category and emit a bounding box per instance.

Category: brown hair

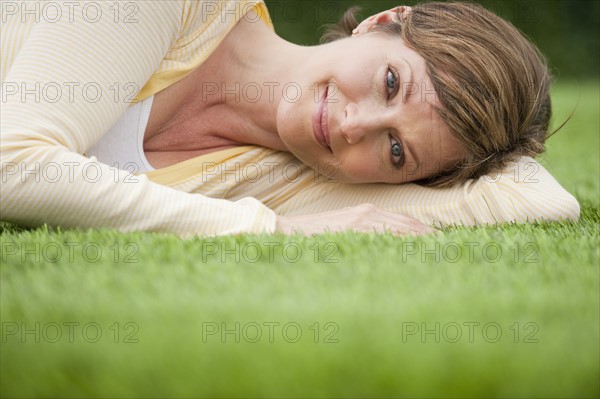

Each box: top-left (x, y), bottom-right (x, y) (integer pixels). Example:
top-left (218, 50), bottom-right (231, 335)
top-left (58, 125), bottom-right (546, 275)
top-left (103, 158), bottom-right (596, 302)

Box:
top-left (321, 2), bottom-right (554, 187)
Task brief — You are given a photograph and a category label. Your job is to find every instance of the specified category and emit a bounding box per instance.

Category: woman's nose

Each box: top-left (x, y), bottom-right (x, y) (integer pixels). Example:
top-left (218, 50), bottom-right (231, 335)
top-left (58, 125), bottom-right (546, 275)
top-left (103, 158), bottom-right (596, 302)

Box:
top-left (342, 102), bottom-right (390, 144)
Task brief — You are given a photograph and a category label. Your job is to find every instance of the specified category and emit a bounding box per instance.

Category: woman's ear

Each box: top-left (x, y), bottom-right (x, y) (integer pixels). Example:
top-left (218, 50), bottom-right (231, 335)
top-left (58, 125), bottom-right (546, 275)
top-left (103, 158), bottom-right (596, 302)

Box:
top-left (352, 6), bottom-right (412, 36)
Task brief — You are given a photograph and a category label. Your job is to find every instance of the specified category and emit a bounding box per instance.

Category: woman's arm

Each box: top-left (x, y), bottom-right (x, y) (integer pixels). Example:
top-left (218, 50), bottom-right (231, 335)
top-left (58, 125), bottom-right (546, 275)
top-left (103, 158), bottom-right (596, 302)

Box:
top-left (0, 1), bottom-right (277, 237)
top-left (164, 148), bottom-right (580, 227)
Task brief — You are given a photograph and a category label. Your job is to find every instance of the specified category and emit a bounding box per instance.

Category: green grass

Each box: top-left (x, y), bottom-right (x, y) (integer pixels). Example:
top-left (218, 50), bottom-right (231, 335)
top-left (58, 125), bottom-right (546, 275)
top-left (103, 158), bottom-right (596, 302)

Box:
top-left (1, 81), bottom-right (599, 398)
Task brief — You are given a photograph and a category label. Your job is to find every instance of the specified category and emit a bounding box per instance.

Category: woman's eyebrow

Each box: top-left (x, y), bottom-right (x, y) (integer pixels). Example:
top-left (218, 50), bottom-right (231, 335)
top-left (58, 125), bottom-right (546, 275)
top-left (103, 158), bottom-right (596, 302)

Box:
top-left (401, 59), bottom-right (414, 103)
top-left (405, 139), bottom-right (420, 170)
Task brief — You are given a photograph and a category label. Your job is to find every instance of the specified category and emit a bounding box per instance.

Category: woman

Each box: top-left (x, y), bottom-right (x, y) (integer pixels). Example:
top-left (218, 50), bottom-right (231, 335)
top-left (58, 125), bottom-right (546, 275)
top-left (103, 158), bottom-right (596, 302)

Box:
top-left (0, 1), bottom-right (579, 237)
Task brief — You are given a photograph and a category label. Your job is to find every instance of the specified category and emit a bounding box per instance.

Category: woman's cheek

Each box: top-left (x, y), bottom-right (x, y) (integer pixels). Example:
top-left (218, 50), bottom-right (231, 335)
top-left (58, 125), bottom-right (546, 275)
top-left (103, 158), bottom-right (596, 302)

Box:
top-left (336, 152), bottom-right (381, 183)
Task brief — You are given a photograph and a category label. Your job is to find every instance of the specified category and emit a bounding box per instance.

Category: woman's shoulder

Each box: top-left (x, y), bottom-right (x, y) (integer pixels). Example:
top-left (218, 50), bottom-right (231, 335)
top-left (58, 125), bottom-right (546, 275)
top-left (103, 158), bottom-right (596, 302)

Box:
top-left (136, 1), bottom-right (273, 101)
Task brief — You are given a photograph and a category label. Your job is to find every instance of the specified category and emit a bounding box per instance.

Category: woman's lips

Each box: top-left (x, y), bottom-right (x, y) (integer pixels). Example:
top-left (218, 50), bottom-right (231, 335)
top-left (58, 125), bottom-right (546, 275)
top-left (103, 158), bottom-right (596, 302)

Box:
top-left (313, 85), bottom-right (332, 152)
top-left (321, 86), bottom-right (331, 150)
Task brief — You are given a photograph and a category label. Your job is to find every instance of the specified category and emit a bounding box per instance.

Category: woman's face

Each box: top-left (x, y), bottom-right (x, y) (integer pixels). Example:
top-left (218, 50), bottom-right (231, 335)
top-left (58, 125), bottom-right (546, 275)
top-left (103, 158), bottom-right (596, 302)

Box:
top-left (276, 33), bottom-right (467, 184)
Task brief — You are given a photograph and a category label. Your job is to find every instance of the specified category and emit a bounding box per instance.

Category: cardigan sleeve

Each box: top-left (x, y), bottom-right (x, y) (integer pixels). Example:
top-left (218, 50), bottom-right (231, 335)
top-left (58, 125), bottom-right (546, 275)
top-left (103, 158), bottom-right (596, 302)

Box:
top-left (263, 153), bottom-right (581, 227)
top-left (160, 148), bottom-right (580, 227)
top-left (0, 1), bottom-right (276, 237)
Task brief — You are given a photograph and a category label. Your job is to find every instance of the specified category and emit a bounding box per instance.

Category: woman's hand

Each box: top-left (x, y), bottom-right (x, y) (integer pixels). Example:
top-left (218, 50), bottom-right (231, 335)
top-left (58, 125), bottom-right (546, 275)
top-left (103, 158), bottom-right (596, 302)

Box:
top-left (275, 204), bottom-right (437, 236)
top-left (352, 5), bottom-right (413, 37)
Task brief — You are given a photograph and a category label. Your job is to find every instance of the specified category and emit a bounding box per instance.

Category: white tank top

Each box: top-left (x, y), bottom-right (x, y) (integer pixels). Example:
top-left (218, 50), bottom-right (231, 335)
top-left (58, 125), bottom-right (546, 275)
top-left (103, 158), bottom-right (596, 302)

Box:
top-left (87, 95), bottom-right (155, 173)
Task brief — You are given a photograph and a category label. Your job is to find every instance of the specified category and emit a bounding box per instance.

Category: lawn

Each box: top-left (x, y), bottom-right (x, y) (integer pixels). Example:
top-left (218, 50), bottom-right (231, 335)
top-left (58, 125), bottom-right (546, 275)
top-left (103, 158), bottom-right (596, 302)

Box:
top-left (1, 81), bottom-right (599, 398)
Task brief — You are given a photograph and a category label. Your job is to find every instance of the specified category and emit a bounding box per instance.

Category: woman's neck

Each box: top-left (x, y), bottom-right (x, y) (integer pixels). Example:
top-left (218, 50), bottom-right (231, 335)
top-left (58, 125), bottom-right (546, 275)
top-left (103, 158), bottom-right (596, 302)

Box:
top-left (178, 10), bottom-right (314, 150)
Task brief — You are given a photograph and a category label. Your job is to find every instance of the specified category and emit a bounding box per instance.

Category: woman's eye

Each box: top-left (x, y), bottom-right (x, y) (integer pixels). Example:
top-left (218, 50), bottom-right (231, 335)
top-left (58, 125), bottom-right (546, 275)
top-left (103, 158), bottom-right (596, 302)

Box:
top-left (386, 67), bottom-right (399, 99)
top-left (389, 135), bottom-right (404, 168)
